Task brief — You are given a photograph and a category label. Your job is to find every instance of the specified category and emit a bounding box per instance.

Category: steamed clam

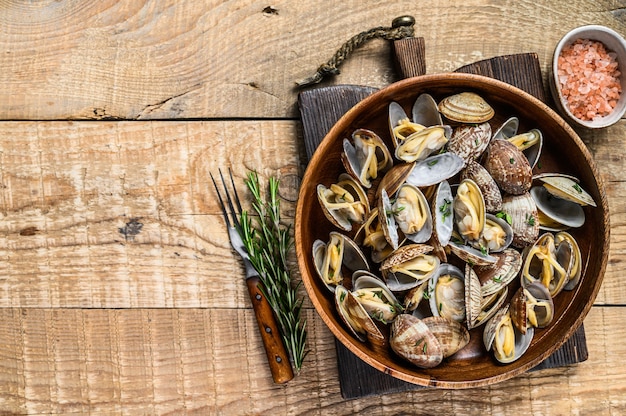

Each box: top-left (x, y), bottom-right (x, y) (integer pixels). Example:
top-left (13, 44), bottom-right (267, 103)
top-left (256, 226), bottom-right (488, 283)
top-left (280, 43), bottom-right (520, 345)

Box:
top-left (535, 173), bottom-right (597, 207)
top-left (354, 208), bottom-right (395, 263)
top-left (335, 284), bottom-right (385, 346)
top-left (317, 173), bottom-right (369, 232)
top-left (510, 282), bottom-right (554, 334)
top-left (520, 231), bottom-right (580, 297)
top-left (380, 244), bottom-right (440, 292)
top-left (352, 271), bottom-right (403, 323)
top-left (483, 305), bottom-right (533, 364)
top-left (429, 263), bottom-right (465, 322)
top-left (438, 92), bottom-right (495, 123)
top-left (390, 314), bottom-right (443, 368)
top-left (483, 139), bottom-right (533, 195)
top-left (447, 122), bottom-right (492, 165)
top-left (342, 128), bottom-right (393, 189)
top-left (395, 125), bottom-right (452, 163)
top-left (454, 178), bottom-right (486, 242)
top-left (460, 160), bottom-right (502, 213)
top-left (312, 231), bottom-right (369, 292)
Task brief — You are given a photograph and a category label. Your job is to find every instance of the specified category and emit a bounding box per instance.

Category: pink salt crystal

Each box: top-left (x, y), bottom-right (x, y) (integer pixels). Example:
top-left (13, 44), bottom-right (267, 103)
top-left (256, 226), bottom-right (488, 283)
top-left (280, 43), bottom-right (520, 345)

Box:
top-left (557, 38), bottom-right (622, 121)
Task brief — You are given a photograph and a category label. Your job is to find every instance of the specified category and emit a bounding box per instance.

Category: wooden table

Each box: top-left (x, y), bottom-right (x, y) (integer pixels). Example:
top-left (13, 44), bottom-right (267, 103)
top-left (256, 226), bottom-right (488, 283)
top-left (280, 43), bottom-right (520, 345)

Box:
top-left (0, 1), bottom-right (624, 414)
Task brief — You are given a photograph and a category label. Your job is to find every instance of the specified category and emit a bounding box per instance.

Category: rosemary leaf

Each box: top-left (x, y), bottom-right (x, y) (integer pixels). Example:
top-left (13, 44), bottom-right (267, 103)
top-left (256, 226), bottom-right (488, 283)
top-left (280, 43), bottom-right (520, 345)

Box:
top-left (238, 171), bottom-right (308, 374)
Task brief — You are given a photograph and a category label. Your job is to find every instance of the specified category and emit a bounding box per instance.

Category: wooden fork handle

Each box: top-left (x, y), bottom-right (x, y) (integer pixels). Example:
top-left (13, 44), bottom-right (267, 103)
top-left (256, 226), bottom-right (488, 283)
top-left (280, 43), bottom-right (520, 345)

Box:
top-left (246, 275), bottom-right (295, 384)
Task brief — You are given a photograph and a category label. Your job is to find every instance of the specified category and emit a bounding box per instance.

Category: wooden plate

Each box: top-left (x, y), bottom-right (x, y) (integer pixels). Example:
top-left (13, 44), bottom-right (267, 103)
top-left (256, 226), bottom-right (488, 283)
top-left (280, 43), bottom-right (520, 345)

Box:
top-left (295, 73), bottom-right (609, 388)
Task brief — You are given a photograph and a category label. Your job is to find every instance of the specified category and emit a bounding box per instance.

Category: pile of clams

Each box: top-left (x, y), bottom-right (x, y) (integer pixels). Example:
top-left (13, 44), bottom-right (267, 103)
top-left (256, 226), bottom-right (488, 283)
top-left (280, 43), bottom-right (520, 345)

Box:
top-left (313, 91), bottom-right (595, 368)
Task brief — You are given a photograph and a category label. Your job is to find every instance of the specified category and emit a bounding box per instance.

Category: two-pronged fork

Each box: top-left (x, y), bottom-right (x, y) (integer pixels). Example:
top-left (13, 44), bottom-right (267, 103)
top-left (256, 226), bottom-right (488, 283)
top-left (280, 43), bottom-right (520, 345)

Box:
top-left (210, 169), bottom-right (294, 384)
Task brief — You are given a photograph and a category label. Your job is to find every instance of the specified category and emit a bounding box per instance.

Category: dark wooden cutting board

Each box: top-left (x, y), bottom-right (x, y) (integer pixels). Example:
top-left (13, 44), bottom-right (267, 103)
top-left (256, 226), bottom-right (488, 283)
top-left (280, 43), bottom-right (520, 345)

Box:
top-left (298, 46), bottom-right (588, 399)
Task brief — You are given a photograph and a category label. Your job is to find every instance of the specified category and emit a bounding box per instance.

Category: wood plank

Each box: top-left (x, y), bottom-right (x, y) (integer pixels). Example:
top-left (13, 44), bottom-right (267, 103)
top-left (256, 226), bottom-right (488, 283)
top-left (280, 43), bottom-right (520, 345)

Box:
top-left (0, 1), bottom-right (624, 119)
top-left (0, 306), bottom-right (623, 414)
top-left (0, 120), bottom-right (625, 307)
top-left (0, 121), bottom-right (300, 308)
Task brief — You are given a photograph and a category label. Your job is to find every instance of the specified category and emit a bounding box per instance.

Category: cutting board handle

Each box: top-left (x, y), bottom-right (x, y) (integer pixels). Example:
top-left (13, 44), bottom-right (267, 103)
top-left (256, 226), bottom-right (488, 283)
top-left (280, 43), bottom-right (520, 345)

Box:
top-left (391, 37), bottom-right (427, 78)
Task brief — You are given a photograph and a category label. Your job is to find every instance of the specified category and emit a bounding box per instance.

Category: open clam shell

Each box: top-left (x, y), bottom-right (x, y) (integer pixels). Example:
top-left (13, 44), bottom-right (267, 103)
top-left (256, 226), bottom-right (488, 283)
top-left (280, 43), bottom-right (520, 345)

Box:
top-left (530, 185), bottom-right (585, 229)
top-left (510, 282), bottom-right (554, 335)
top-left (431, 180), bottom-right (454, 247)
top-left (460, 160), bottom-right (502, 213)
top-left (535, 173), bottom-right (597, 207)
top-left (354, 207), bottom-right (395, 263)
top-left (352, 271), bottom-right (403, 323)
top-left (429, 263), bottom-right (466, 323)
top-left (312, 231), bottom-right (370, 292)
top-left (389, 102), bottom-right (425, 149)
top-left (521, 232), bottom-right (570, 297)
top-left (557, 231), bottom-right (582, 290)
top-left (341, 128), bottom-right (393, 189)
top-left (405, 152), bottom-right (464, 188)
top-left (465, 264), bottom-right (507, 330)
top-left (380, 244), bottom-right (440, 292)
top-left (395, 125), bottom-right (452, 163)
top-left (392, 183), bottom-right (433, 244)
top-left (335, 284), bottom-right (385, 345)
top-left (412, 93), bottom-right (444, 127)
top-left (379, 188), bottom-right (400, 250)
top-left (317, 173), bottom-right (370, 232)
top-left (454, 178), bottom-right (486, 243)
top-left (483, 305), bottom-right (534, 364)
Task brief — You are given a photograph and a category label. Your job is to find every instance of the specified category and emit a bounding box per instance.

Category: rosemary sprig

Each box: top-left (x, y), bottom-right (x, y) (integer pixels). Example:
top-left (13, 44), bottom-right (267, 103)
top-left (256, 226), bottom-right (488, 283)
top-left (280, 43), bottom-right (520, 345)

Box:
top-left (238, 171), bottom-right (308, 373)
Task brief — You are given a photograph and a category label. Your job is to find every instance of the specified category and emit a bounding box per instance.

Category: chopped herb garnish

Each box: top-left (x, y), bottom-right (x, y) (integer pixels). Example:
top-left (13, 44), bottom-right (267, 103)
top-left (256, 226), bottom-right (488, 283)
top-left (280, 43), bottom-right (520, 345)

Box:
top-left (423, 342), bottom-right (428, 354)
top-left (573, 183), bottom-right (583, 193)
top-left (509, 157), bottom-right (515, 164)
top-left (526, 213), bottom-right (536, 226)
top-left (479, 245), bottom-right (488, 255)
top-left (340, 291), bottom-right (346, 302)
top-left (439, 198), bottom-right (452, 221)
top-left (496, 211), bottom-right (512, 225)
top-left (373, 290), bottom-right (384, 299)
top-left (493, 275), bottom-right (503, 283)
top-left (427, 159), bottom-right (439, 167)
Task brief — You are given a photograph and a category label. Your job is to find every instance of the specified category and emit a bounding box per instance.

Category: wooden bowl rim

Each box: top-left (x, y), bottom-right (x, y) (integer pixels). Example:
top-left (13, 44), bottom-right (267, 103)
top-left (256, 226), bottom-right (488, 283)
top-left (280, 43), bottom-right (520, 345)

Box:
top-left (295, 72), bottom-right (610, 388)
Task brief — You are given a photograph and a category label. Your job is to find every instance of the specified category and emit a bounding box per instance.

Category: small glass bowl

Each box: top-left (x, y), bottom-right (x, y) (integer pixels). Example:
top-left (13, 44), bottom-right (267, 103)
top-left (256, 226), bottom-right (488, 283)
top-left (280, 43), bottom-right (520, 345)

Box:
top-left (549, 25), bottom-right (626, 129)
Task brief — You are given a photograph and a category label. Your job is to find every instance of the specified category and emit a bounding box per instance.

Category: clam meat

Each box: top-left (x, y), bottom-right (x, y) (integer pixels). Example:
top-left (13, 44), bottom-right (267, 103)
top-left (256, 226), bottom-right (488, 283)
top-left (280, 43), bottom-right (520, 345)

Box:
top-left (342, 128), bottom-right (393, 189)
top-left (317, 173), bottom-right (369, 232)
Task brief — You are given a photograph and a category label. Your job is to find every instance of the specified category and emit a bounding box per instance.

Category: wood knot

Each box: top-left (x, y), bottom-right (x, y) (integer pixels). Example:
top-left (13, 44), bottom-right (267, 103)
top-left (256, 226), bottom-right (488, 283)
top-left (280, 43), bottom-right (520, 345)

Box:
top-left (119, 218), bottom-right (143, 241)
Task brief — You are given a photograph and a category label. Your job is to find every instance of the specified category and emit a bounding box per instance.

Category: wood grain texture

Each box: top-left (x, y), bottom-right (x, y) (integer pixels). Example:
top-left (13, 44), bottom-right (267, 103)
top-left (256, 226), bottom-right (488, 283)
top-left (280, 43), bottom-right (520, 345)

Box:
top-left (0, 0), bottom-right (624, 119)
top-left (0, 120), bottom-right (624, 308)
top-left (0, 121), bottom-right (303, 308)
top-left (0, 307), bottom-right (623, 414)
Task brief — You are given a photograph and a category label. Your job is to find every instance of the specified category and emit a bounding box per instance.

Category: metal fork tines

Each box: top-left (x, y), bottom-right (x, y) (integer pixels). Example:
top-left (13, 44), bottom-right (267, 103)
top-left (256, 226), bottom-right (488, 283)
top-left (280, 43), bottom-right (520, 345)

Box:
top-left (210, 168), bottom-right (295, 383)
top-left (210, 169), bottom-right (256, 277)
